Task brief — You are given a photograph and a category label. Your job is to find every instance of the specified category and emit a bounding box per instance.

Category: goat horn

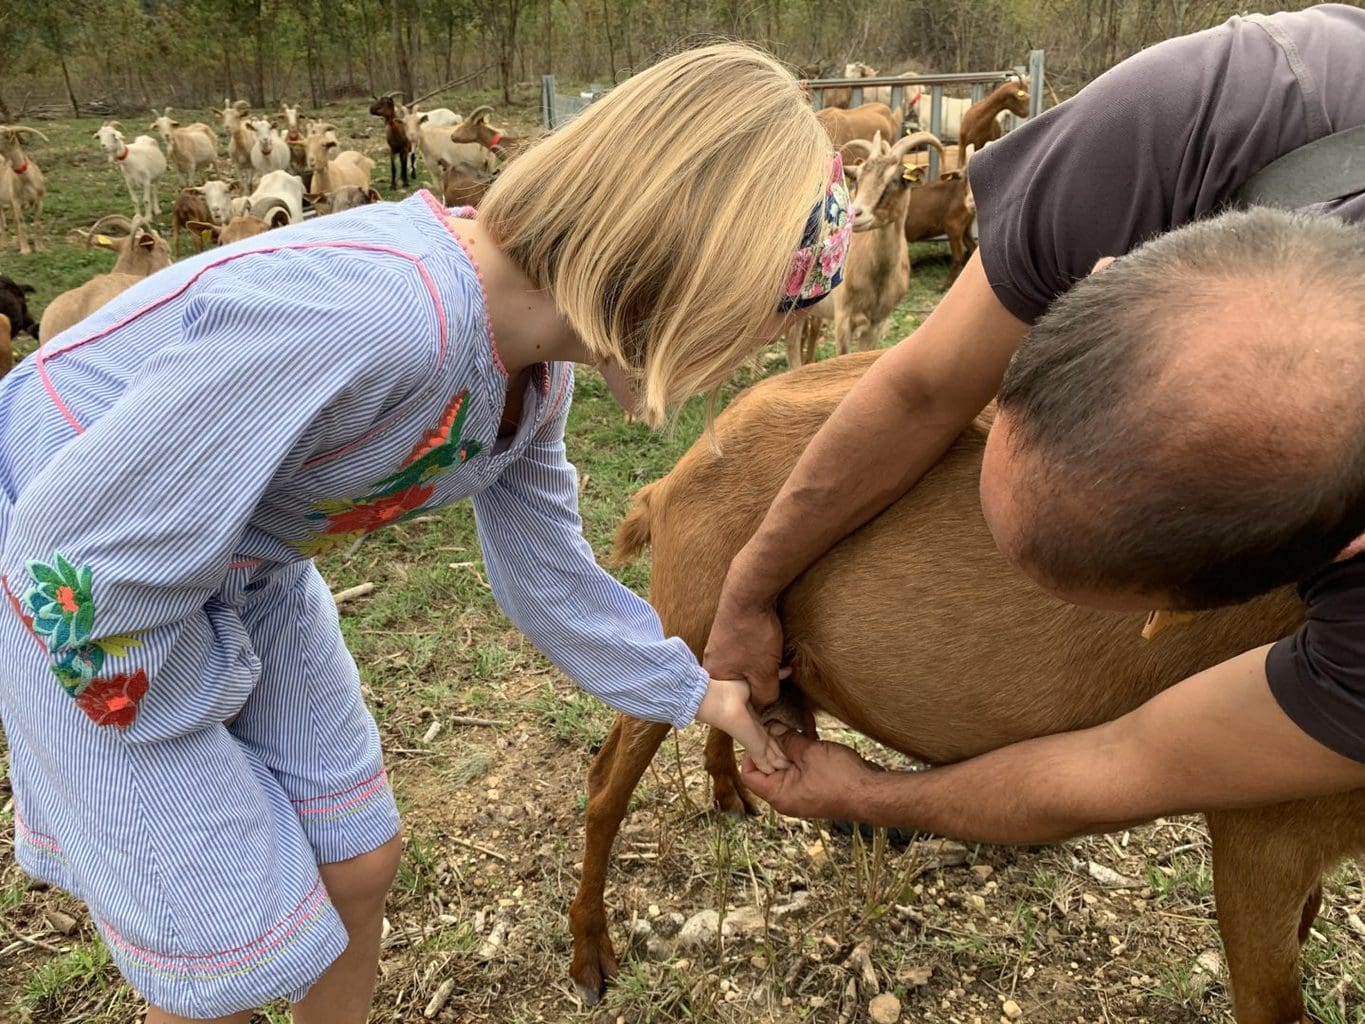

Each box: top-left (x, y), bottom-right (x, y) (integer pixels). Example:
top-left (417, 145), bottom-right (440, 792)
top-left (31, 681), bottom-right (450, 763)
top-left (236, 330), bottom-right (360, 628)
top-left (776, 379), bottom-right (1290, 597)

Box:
top-left (468, 105), bottom-right (494, 121)
top-left (892, 130), bottom-right (945, 161)
top-left (841, 138), bottom-right (876, 163)
top-left (11, 125), bottom-right (50, 142)
top-left (232, 100), bottom-right (250, 112)
top-left (88, 214), bottom-right (133, 235)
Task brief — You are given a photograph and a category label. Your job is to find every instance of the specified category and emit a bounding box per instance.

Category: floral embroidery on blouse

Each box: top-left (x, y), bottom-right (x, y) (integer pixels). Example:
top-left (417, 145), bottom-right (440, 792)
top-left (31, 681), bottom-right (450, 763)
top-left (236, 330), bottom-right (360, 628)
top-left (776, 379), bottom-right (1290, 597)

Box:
top-left (297, 389), bottom-right (483, 556)
top-left (3, 554), bottom-right (148, 728)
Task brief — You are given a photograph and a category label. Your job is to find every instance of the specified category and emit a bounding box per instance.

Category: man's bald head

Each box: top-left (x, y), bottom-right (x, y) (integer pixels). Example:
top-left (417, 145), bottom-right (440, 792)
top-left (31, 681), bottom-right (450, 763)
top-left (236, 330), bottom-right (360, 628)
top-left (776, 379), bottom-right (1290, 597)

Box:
top-left (987, 207), bottom-right (1365, 609)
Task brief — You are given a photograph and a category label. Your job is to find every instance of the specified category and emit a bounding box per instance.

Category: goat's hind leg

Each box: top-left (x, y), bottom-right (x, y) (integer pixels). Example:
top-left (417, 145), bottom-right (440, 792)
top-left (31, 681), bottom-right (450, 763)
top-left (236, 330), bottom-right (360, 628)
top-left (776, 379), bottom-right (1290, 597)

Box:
top-left (1207, 806), bottom-right (1333, 1024)
top-left (569, 715), bottom-right (672, 1005)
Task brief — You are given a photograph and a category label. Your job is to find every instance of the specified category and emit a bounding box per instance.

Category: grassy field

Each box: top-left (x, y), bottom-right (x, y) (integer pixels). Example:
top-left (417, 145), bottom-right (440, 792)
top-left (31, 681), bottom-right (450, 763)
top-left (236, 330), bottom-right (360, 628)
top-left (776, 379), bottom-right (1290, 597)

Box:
top-left (1, 99), bottom-right (1363, 1024)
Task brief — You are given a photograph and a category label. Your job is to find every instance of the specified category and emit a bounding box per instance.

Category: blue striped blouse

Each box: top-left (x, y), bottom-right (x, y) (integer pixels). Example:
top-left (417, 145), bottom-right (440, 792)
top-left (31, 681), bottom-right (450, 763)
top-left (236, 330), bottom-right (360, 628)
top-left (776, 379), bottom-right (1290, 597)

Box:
top-left (0, 191), bottom-right (707, 734)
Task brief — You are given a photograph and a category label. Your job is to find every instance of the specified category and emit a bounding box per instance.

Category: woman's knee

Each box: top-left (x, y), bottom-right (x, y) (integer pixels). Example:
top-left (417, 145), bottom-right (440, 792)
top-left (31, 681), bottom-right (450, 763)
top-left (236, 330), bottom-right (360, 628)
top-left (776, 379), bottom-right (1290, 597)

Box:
top-left (319, 833), bottom-right (402, 913)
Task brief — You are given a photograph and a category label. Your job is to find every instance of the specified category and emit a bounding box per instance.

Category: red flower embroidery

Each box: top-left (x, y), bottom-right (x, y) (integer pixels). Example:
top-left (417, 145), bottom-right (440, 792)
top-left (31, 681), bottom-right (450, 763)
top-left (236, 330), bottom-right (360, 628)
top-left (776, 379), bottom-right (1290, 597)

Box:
top-left (75, 670), bottom-right (148, 729)
top-left (57, 585), bottom-right (80, 614)
top-left (320, 484), bottom-right (435, 535)
top-left (3, 574), bottom-right (38, 639)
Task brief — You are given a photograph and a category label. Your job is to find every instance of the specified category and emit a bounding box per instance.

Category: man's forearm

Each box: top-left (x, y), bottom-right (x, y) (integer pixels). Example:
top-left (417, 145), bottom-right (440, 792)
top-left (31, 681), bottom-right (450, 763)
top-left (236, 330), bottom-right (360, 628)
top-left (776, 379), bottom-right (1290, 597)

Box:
top-left (857, 725), bottom-right (1156, 845)
top-left (726, 369), bottom-right (962, 605)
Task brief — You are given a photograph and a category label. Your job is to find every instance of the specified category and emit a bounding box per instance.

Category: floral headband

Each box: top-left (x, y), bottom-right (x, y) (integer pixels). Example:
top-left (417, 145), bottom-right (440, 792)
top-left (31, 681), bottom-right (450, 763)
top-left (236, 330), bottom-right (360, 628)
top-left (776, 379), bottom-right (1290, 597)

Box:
top-left (779, 153), bottom-right (852, 312)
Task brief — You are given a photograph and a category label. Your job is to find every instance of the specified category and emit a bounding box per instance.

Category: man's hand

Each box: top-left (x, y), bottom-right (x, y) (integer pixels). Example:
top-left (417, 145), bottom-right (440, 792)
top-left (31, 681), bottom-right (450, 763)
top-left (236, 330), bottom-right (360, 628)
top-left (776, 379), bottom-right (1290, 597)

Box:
top-left (695, 677), bottom-right (791, 774)
top-left (739, 728), bottom-right (882, 820)
top-left (704, 589), bottom-right (786, 707)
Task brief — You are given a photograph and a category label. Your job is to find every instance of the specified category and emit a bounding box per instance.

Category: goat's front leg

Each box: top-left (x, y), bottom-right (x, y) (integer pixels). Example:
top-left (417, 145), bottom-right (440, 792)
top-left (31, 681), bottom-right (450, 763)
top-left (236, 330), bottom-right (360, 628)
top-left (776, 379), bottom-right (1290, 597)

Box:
top-left (12, 198), bottom-right (29, 254)
top-left (149, 180), bottom-right (161, 218)
top-left (31, 195), bottom-right (44, 251)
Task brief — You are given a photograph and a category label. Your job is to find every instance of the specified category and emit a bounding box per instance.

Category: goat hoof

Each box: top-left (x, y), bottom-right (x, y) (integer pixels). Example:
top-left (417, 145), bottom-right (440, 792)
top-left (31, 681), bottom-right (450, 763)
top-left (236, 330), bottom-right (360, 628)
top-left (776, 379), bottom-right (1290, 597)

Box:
top-left (712, 778), bottom-right (759, 819)
top-left (569, 943), bottom-right (618, 1006)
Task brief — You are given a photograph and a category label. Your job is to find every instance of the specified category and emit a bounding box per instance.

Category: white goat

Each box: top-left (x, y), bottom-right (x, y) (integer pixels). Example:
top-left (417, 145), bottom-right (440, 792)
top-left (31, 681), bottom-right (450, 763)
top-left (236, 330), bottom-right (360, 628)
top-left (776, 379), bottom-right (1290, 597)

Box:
top-left (248, 169), bottom-right (307, 225)
top-left (191, 179), bottom-right (238, 226)
top-left (404, 107), bottom-right (491, 186)
top-left (150, 108), bottom-right (217, 186)
top-left (0, 125), bottom-right (48, 253)
top-left (94, 122), bottom-right (168, 221)
top-left (249, 118), bottom-right (292, 182)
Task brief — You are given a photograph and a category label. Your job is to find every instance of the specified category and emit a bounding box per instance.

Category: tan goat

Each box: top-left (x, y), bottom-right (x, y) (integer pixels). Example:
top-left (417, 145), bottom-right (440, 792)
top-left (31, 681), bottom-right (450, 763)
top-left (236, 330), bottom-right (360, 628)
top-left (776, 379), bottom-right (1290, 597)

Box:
top-left (815, 102), bottom-right (900, 150)
top-left (0, 313), bottom-right (11, 377)
top-left (0, 125), bottom-right (48, 254)
top-left (303, 126), bottom-right (376, 195)
top-left (151, 108), bottom-right (218, 186)
top-left (567, 351), bottom-right (1362, 1024)
top-left (40, 217), bottom-right (171, 341)
top-left (826, 131), bottom-right (943, 359)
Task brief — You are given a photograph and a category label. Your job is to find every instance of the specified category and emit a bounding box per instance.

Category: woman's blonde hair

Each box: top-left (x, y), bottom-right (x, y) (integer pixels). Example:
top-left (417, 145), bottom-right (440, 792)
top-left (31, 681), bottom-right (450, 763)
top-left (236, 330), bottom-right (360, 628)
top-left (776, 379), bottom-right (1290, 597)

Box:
top-left (480, 43), bottom-right (832, 427)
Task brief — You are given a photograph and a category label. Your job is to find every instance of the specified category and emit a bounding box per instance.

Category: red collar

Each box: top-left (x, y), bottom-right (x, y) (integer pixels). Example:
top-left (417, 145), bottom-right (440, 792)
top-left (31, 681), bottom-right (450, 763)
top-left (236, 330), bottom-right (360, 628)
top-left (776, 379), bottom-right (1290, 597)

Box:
top-left (116, 145), bottom-right (130, 161)
top-left (489, 131), bottom-right (503, 148)
top-left (286, 131), bottom-right (302, 142)
top-left (12, 159), bottom-right (27, 174)
top-left (907, 90), bottom-right (923, 106)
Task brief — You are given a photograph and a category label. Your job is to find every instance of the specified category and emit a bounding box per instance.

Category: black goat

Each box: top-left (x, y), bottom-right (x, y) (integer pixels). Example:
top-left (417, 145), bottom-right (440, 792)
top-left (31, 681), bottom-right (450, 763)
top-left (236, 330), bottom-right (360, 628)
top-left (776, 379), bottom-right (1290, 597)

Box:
top-left (0, 274), bottom-right (40, 342)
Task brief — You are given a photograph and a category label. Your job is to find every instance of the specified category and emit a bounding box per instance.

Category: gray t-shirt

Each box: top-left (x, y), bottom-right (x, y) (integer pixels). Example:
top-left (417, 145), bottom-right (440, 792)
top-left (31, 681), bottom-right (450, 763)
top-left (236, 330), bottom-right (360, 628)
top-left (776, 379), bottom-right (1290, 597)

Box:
top-left (969, 3), bottom-right (1365, 761)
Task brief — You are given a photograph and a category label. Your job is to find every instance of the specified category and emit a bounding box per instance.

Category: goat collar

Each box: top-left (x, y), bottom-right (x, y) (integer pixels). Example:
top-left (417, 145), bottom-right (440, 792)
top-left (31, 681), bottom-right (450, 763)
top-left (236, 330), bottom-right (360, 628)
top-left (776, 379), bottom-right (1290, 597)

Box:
top-left (488, 131), bottom-right (503, 148)
top-left (907, 90), bottom-right (923, 106)
top-left (12, 159), bottom-right (27, 175)
top-left (116, 144), bottom-right (130, 161)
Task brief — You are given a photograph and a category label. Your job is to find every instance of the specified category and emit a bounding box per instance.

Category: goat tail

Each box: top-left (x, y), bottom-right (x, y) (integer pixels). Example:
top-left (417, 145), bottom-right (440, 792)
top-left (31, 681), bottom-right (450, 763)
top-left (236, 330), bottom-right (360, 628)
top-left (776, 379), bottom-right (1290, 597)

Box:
top-left (611, 482), bottom-right (658, 567)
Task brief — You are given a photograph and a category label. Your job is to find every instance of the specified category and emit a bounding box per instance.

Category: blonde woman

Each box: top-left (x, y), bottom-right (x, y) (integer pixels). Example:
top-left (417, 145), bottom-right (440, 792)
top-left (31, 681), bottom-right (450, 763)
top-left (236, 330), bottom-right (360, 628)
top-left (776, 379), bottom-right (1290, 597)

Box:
top-left (0, 44), bottom-right (850, 1024)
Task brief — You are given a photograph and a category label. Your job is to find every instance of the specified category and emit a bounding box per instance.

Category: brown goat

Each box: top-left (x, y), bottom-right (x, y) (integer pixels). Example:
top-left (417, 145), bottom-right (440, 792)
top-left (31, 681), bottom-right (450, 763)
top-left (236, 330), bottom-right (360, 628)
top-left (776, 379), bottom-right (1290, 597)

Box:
top-left (816, 102), bottom-right (901, 149)
top-left (447, 105), bottom-right (531, 162)
top-left (957, 80), bottom-right (1030, 166)
top-left (171, 188), bottom-right (213, 258)
top-left (904, 169), bottom-right (977, 284)
top-left (440, 161), bottom-right (498, 208)
top-left (368, 93), bottom-right (416, 189)
top-left (567, 352), bottom-right (1363, 1024)
top-left (0, 313), bottom-right (11, 378)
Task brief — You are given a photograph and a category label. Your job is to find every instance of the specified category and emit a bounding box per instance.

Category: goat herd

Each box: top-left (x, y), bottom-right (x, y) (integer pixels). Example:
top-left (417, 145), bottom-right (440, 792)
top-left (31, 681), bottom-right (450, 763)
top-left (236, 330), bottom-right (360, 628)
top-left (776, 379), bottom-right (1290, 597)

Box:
top-left (0, 74), bottom-right (1020, 383)
top-left (0, 93), bottom-right (530, 373)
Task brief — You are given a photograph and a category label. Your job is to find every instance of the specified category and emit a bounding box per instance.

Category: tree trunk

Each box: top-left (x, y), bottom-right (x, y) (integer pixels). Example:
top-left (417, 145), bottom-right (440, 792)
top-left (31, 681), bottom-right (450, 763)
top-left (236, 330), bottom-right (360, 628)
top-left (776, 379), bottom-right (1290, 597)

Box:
top-left (599, 0), bottom-right (615, 83)
top-left (542, 0), bottom-right (553, 74)
top-left (251, 0), bottom-right (268, 106)
top-left (394, 0), bottom-right (415, 102)
top-left (59, 51), bottom-right (80, 117)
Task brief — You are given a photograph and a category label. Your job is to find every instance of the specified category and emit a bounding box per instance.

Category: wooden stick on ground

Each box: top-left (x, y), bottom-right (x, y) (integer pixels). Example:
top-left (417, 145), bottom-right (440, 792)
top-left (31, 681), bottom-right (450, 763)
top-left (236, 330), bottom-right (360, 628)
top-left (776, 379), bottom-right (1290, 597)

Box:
top-left (332, 582), bottom-right (375, 606)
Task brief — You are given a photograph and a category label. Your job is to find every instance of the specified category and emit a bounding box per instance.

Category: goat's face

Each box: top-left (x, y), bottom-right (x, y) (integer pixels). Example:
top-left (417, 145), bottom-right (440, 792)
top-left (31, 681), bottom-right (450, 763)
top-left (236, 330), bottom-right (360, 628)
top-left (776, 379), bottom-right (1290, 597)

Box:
top-left (194, 180), bottom-right (237, 225)
top-left (252, 119), bottom-right (277, 155)
top-left (369, 96), bottom-right (396, 119)
top-left (305, 135), bottom-right (337, 172)
top-left (281, 104), bottom-right (302, 134)
top-left (151, 114), bottom-right (179, 140)
top-left (94, 123), bottom-right (126, 157)
top-left (844, 139), bottom-right (919, 231)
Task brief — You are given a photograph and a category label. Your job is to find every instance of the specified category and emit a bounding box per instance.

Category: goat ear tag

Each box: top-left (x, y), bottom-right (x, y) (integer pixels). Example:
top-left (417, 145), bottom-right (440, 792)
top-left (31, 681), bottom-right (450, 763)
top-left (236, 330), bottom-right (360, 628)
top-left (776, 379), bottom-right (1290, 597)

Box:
top-left (93, 234), bottom-right (113, 246)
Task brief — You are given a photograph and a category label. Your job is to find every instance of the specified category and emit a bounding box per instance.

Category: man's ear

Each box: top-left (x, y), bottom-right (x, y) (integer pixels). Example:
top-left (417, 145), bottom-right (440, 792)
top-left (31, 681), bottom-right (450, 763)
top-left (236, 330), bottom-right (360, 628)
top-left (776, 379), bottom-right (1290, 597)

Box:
top-left (1090, 255), bottom-right (1118, 275)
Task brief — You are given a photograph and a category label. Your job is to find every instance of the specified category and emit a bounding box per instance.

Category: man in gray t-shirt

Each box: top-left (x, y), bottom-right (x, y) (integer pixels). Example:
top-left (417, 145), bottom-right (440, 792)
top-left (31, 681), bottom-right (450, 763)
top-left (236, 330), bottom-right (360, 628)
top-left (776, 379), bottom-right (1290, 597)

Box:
top-left (705, 4), bottom-right (1365, 849)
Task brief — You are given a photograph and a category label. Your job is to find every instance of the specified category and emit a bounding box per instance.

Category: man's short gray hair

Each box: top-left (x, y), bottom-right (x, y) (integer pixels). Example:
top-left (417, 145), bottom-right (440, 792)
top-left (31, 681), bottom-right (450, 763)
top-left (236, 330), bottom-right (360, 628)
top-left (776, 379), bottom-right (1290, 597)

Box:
top-left (997, 206), bottom-right (1365, 607)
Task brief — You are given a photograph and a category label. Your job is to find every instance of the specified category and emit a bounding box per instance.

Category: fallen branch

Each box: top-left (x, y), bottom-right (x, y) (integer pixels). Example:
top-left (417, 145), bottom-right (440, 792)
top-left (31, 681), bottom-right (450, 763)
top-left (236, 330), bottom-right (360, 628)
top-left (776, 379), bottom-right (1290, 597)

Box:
top-left (332, 582), bottom-right (375, 606)
top-left (449, 836), bottom-right (510, 862)
top-left (449, 715), bottom-right (508, 728)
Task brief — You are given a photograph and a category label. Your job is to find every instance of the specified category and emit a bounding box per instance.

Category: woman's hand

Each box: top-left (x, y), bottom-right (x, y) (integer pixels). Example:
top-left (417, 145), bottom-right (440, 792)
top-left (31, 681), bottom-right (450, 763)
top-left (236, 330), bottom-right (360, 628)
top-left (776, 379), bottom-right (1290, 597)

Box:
top-left (704, 591), bottom-right (786, 708)
top-left (695, 676), bottom-right (792, 774)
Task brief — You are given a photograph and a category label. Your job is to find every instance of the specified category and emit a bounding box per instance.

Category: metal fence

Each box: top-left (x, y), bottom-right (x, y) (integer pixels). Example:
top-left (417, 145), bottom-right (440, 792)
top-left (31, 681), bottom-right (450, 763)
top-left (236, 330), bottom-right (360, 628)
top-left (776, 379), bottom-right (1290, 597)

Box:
top-left (542, 49), bottom-right (1045, 180)
top-left (803, 49), bottom-right (1045, 179)
top-left (541, 76), bottom-right (608, 130)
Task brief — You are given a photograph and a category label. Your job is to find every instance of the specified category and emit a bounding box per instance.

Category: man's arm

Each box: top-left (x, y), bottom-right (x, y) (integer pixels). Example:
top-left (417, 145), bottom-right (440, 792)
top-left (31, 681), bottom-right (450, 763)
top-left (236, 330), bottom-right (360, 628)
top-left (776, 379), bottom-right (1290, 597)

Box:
top-left (741, 645), bottom-right (1365, 844)
top-left (705, 251), bottom-right (1028, 700)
